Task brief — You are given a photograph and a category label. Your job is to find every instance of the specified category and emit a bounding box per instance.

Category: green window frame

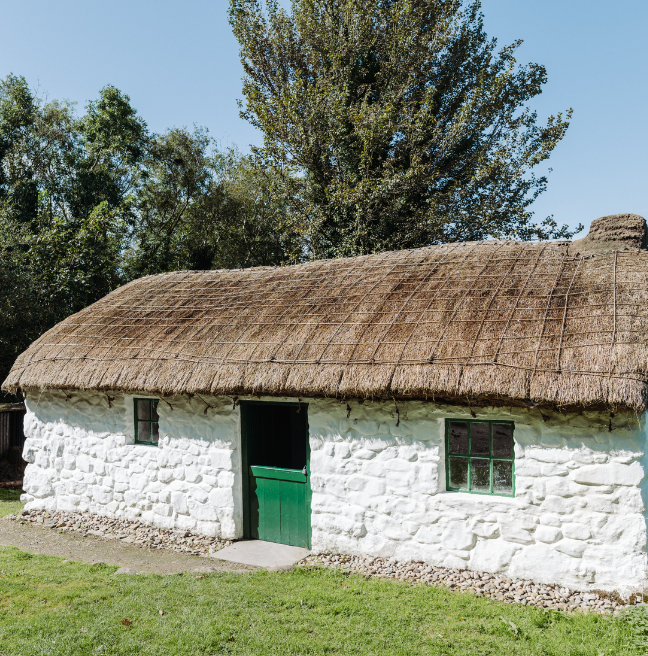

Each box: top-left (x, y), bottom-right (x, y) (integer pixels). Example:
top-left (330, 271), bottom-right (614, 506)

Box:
top-left (134, 398), bottom-right (160, 446)
top-left (445, 419), bottom-right (515, 496)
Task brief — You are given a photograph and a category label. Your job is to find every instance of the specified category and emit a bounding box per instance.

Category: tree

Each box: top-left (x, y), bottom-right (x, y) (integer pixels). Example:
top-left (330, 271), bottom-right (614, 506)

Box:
top-left (124, 129), bottom-right (301, 278)
top-left (0, 76), bottom-right (143, 398)
top-left (229, 0), bottom-right (580, 258)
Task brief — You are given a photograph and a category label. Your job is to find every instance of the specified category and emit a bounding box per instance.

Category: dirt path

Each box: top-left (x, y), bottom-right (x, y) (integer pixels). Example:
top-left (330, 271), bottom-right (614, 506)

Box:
top-left (0, 518), bottom-right (257, 575)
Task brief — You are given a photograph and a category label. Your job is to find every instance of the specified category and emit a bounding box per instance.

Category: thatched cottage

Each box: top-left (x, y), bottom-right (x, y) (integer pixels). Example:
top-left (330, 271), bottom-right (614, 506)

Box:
top-left (4, 213), bottom-right (648, 594)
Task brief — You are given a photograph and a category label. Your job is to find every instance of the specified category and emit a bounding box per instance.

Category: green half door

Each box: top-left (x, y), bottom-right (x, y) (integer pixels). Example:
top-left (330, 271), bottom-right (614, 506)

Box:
top-left (241, 402), bottom-right (311, 548)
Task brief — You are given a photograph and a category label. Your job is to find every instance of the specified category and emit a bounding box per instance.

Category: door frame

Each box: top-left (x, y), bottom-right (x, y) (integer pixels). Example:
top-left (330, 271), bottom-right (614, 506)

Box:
top-left (240, 400), bottom-right (311, 548)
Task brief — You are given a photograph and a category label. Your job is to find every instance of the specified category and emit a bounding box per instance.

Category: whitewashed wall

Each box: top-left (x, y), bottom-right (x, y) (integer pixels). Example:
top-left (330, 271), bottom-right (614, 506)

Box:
top-left (20, 390), bottom-right (648, 593)
top-left (309, 399), bottom-right (648, 595)
top-left (21, 391), bottom-right (241, 538)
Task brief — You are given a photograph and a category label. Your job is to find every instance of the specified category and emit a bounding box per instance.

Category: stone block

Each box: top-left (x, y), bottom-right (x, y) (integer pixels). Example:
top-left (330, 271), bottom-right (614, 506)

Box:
top-left (498, 514), bottom-right (536, 545)
top-left (514, 460), bottom-right (541, 477)
top-left (402, 521), bottom-right (421, 536)
top-left (105, 501), bottom-right (119, 514)
top-left (77, 455), bottom-right (93, 473)
top-left (171, 491), bottom-right (188, 515)
top-left (191, 504), bottom-right (220, 522)
top-left (544, 478), bottom-right (573, 497)
top-left (524, 447), bottom-right (572, 464)
top-left (24, 471), bottom-right (54, 498)
top-left (535, 525), bottom-right (562, 543)
top-left (572, 462), bottom-right (644, 487)
top-left (335, 443), bottom-right (351, 459)
top-left (354, 449), bottom-right (376, 460)
top-left (217, 471), bottom-right (235, 488)
top-left (114, 468), bottom-right (130, 484)
top-left (124, 490), bottom-right (141, 506)
top-left (371, 515), bottom-right (407, 541)
top-left (208, 487), bottom-right (232, 507)
top-left (184, 466), bottom-right (202, 483)
top-left (410, 419), bottom-right (441, 442)
top-left (554, 539), bottom-right (587, 558)
top-left (470, 539), bottom-right (521, 572)
top-left (153, 503), bottom-right (173, 517)
top-left (472, 521), bottom-right (500, 539)
top-left (571, 451), bottom-right (609, 465)
top-left (442, 519), bottom-right (476, 551)
top-left (562, 522), bottom-right (591, 541)
top-left (540, 496), bottom-right (572, 515)
top-left (345, 476), bottom-right (368, 492)
top-left (364, 478), bottom-right (386, 497)
top-left (129, 475), bottom-right (148, 491)
top-left (190, 487), bottom-right (209, 504)
top-left (541, 463), bottom-right (569, 477)
top-left (94, 486), bottom-right (113, 505)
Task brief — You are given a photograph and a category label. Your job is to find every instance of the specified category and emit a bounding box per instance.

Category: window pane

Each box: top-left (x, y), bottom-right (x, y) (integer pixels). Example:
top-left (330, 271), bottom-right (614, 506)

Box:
top-left (493, 460), bottom-right (513, 493)
top-left (151, 423), bottom-right (159, 444)
top-left (470, 423), bottom-right (490, 456)
top-left (492, 424), bottom-right (513, 457)
top-left (471, 459), bottom-right (490, 491)
top-left (448, 423), bottom-right (468, 454)
top-left (138, 422), bottom-right (150, 442)
top-left (151, 401), bottom-right (159, 422)
top-left (449, 457), bottom-right (468, 489)
top-left (137, 400), bottom-right (150, 421)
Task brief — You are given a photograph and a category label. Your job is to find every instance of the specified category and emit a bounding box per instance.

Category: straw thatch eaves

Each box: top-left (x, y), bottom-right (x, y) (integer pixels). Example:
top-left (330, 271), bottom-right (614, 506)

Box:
top-left (5, 214), bottom-right (648, 412)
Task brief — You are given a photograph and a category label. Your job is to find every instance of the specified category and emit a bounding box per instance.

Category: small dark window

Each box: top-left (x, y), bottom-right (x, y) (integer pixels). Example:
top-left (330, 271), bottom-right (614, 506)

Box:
top-left (135, 398), bottom-right (159, 446)
top-left (446, 420), bottom-right (514, 496)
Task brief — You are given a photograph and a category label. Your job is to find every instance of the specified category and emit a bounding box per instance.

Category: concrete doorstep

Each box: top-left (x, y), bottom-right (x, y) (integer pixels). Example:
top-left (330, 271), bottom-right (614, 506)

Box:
top-left (214, 540), bottom-right (310, 571)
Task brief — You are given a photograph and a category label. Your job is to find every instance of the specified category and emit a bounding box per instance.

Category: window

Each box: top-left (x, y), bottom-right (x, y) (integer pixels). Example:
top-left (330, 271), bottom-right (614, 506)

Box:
top-left (134, 398), bottom-right (159, 445)
top-left (445, 420), bottom-right (514, 496)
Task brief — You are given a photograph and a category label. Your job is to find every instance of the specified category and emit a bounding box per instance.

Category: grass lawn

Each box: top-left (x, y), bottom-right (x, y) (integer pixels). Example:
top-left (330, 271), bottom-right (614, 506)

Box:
top-left (0, 495), bottom-right (641, 655)
top-left (0, 488), bottom-right (22, 518)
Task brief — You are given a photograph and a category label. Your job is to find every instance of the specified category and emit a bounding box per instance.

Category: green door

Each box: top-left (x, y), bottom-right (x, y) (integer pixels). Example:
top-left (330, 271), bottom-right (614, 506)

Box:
top-left (241, 402), bottom-right (310, 548)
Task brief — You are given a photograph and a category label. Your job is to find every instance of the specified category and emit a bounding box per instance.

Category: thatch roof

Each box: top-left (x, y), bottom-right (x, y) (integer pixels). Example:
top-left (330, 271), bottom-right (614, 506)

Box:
top-left (5, 214), bottom-right (648, 411)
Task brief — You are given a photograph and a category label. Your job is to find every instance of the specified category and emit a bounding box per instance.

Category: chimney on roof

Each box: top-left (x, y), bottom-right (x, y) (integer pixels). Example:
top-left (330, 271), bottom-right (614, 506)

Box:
top-left (569, 213), bottom-right (647, 256)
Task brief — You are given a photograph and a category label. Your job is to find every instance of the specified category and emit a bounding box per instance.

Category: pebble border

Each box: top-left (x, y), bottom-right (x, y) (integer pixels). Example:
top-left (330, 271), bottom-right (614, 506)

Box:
top-left (6, 509), bottom-right (647, 614)
top-left (300, 553), bottom-right (648, 614)
top-left (6, 509), bottom-right (231, 557)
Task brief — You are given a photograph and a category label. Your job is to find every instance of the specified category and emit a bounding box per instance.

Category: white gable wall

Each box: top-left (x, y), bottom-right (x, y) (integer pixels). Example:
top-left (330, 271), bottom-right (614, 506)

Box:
top-left (20, 390), bottom-right (648, 594)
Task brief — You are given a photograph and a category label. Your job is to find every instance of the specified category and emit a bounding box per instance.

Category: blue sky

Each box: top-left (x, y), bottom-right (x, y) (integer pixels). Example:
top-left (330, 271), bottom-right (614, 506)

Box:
top-left (0, 0), bottom-right (646, 236)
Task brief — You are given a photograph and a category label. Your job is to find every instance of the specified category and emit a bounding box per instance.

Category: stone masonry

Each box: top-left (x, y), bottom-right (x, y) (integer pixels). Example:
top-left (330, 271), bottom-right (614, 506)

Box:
top-left (20, 390), bottom-right (648, 594)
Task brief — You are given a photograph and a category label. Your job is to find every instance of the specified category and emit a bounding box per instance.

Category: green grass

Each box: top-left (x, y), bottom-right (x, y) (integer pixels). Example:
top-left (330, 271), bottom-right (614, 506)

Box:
top-left (0, 488), bottom-right (22, 518)
top-left (0, 546), bottom-right (640, 656)
top-left (0, 491), bottom-right (641, 654)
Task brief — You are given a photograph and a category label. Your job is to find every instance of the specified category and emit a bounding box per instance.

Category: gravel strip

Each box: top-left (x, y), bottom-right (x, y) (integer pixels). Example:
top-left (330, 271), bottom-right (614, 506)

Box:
top-left (6, 509), bottom-right (231, 557)
top-left (300, 553), bottom-right (647, 614)
top-left (7, 510), bottom-right (646, 613)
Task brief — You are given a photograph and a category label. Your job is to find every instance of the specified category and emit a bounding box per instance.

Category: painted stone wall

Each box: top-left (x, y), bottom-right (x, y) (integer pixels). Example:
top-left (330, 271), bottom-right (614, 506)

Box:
top-left (21, 391), bottom-right (241, 538)
top-left (309, 399), bottom-right (648, 595)
top-left (20, 390), bottom-right (648, 593)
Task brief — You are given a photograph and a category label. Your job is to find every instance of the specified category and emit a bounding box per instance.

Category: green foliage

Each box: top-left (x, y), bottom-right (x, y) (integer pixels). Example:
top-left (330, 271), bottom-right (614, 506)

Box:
top-left (0, 75), bottom-right (299, 397)
top-left (229, 0), bottom-right (581, 258)
top-left (124, 131), bottom-right (301, 278)
top-left (0, 548), bottom-right (637, 655)
top-left (0, 77), bottom-right (136, 399)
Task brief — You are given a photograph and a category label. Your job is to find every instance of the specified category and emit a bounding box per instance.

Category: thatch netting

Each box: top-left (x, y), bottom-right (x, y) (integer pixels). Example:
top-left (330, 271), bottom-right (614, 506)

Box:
top-left (5, 235), bottom-right (648, 410)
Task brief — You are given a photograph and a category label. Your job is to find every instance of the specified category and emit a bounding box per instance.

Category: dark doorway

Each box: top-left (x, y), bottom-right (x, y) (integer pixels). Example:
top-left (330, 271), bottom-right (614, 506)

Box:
top-left (241, 402), bottom-right (310, 548)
